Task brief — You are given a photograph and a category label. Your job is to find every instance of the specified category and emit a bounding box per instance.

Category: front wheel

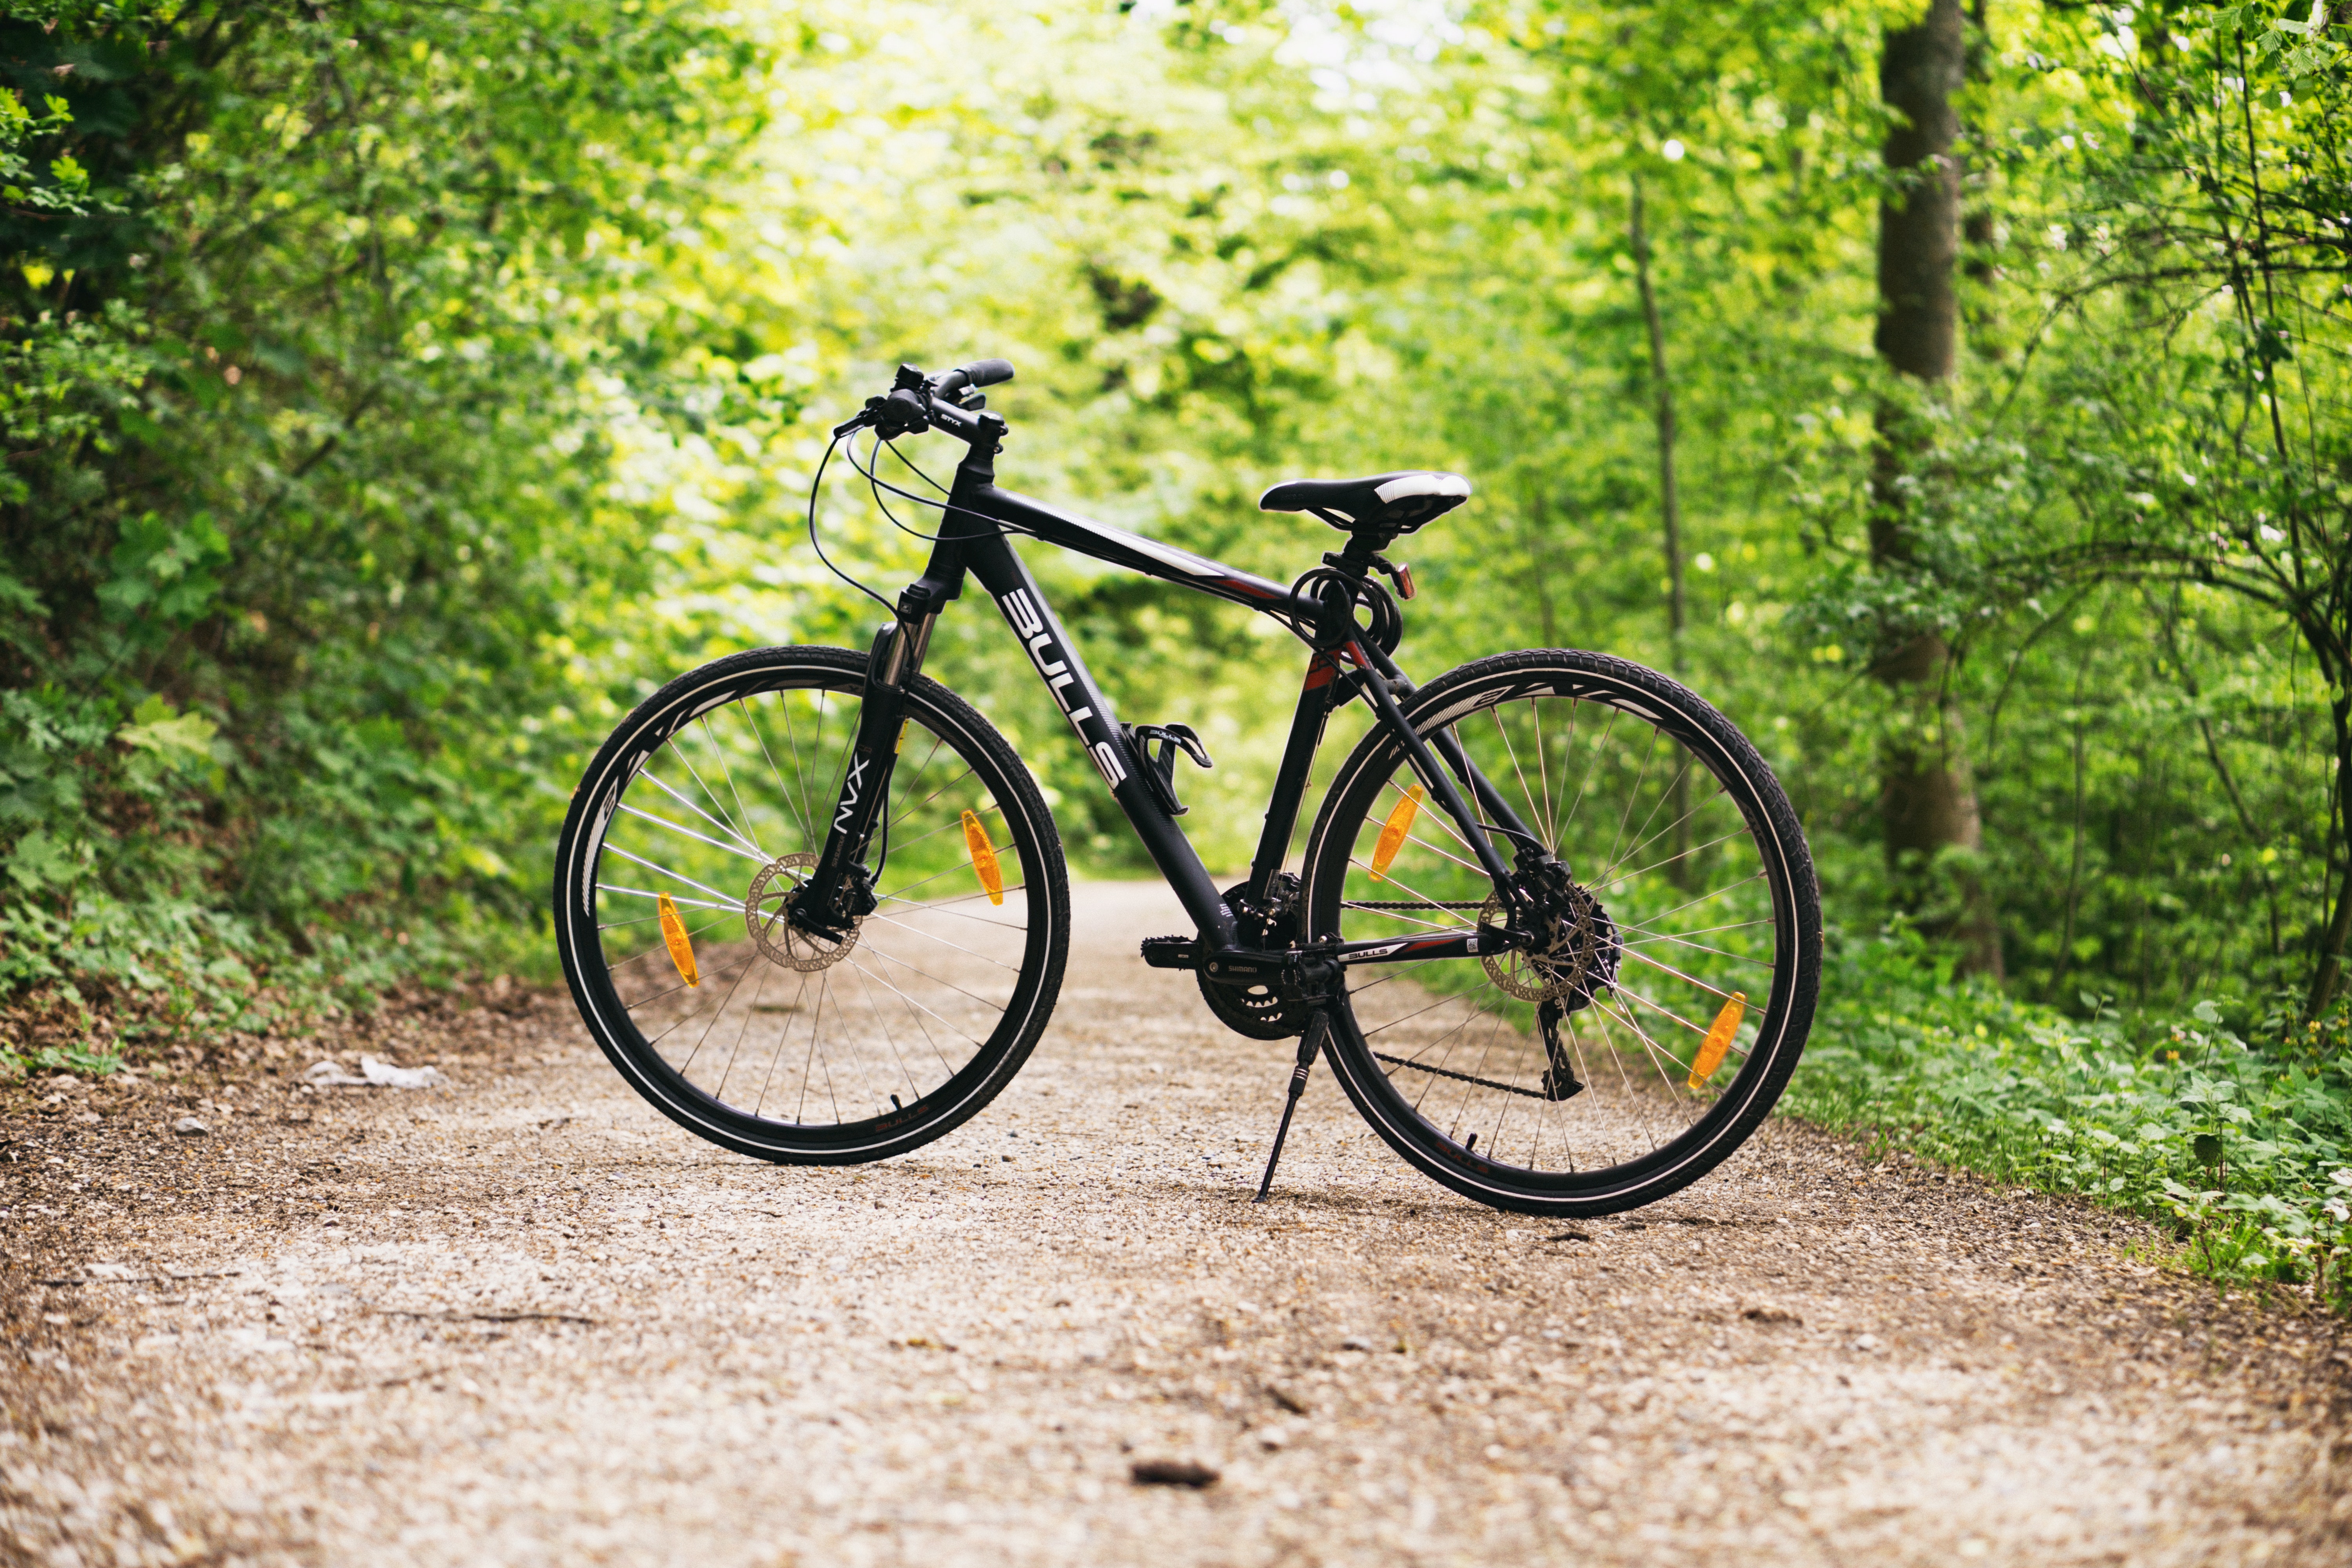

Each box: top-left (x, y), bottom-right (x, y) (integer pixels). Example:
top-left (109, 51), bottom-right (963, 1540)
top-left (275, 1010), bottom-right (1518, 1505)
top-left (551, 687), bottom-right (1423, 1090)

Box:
top-left (1301, 649), bottom-right (1820, 1216)
top-left (553, 645), bottom-right (1070, 1163)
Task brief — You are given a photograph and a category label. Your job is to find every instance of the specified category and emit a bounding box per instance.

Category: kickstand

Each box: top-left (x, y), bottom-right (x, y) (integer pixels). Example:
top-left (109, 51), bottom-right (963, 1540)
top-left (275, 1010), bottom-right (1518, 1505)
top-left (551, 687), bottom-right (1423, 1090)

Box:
top-left (1253, 1012), bottom-right (1330, 1204)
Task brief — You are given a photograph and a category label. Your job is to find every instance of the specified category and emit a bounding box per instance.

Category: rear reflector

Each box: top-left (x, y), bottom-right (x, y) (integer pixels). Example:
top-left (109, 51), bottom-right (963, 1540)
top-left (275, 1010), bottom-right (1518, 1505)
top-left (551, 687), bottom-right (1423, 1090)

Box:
top-left (1371, 784), bottom-right (1425, 881)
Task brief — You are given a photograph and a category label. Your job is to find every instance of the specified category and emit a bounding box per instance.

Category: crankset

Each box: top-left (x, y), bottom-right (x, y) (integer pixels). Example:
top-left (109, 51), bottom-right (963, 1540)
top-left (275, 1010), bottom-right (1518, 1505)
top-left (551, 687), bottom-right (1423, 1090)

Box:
top-left (1197, 875), bottom-right (1308, 1040)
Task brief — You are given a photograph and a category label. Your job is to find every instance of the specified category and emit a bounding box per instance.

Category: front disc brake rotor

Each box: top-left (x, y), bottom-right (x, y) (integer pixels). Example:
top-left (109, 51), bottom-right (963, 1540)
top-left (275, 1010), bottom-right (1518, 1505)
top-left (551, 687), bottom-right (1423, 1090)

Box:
top-left (745, 851), bottom-right (863, 972)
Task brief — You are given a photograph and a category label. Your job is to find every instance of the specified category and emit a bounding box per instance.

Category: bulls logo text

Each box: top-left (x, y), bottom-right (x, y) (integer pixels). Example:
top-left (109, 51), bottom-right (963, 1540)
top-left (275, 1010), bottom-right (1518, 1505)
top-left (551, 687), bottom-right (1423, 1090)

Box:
top-left (1000, 588), bottom-right (1128, 788)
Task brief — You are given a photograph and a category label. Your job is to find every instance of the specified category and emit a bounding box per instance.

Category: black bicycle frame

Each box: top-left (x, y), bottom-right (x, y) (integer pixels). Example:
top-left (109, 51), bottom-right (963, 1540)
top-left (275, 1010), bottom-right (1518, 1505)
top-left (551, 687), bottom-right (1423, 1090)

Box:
top-left (797, 433), bottom-right (1540, 969)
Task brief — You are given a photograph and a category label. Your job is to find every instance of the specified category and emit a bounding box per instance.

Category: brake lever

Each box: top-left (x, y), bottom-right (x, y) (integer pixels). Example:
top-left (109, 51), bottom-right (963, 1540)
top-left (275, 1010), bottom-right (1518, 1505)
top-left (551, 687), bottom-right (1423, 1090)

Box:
top-left (838, 387), bottom-right (930, 441)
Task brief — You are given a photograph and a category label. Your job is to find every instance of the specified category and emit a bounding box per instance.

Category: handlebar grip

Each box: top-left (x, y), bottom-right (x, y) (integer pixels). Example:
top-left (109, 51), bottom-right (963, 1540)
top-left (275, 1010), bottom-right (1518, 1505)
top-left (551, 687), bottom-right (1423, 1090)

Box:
top-left (936, 358), bottom-right (1016, 397)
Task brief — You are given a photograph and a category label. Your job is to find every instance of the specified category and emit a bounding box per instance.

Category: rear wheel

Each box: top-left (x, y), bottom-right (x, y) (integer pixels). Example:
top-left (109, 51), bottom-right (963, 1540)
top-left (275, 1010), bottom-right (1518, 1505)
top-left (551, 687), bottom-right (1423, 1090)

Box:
top-left (552, 645), bottom-right (1070, 1163)
top-left (1302, 650), bottom-right (1819, 1215)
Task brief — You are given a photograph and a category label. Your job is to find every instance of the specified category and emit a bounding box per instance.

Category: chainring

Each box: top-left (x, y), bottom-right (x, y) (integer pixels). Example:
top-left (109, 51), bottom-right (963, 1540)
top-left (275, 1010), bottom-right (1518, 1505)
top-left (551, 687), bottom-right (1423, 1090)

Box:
top-left (1198, 876), bottom-right (1307, 1040)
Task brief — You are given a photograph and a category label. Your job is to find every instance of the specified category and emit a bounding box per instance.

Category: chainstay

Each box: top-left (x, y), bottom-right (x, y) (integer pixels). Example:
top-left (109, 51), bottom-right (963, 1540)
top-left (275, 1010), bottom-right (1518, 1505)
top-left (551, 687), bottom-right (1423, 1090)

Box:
top-left (1344, 900), bottom-right (1490, 911)
top-left (1371, 1050), bottom-right (1546, 1099)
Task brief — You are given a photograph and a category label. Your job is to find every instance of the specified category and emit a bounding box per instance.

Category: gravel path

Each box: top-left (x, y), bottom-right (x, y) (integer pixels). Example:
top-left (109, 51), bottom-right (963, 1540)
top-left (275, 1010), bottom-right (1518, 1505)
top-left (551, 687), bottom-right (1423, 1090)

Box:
top-left (4, 881), bottom-right (2349, 1567)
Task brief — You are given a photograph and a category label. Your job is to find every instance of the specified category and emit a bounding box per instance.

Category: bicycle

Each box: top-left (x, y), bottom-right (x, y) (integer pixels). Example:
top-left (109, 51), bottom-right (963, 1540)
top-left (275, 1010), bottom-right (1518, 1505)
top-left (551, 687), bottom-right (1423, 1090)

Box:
top-left (553, 358), bottom-right (1821, 1216)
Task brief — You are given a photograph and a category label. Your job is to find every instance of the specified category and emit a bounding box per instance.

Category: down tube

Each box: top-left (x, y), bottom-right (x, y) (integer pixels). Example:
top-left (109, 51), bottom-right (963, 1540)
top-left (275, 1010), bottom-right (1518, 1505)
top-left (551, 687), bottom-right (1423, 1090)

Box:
top-left (962, 534), bottom-right (1238, 949)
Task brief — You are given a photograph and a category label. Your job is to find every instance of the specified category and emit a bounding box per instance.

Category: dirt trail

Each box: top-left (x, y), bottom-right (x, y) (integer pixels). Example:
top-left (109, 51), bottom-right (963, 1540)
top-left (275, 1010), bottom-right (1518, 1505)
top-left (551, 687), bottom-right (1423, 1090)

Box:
top-left (4, 881), bottom-right (2349, 1568)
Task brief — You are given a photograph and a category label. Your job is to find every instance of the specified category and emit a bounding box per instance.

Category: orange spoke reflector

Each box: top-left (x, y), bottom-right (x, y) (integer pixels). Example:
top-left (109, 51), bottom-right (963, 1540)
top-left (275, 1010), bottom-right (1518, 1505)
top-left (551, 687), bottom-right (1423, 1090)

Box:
top-left (1687, 991), bottom-right (1747, 1089)
top-left (657, 893), bottom-right (700, 989)
top-left (1371, 784), bottom-right (1424, 882)
top-left (963, 808), bottom-right (1005, 906)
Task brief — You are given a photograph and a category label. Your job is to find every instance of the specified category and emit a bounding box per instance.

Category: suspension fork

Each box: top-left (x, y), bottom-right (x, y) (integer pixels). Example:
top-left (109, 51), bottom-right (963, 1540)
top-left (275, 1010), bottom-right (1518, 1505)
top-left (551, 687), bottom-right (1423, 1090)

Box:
top-left (790, 444), bottom-right (994, 936)
top-left (788, 614), bottom-right (936, 936)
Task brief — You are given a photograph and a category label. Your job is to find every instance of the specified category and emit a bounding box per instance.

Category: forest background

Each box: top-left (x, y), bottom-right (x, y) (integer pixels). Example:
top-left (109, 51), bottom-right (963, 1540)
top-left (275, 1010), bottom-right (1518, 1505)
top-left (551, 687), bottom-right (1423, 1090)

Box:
top-left (4, 0), bottom-right (2350, 1304)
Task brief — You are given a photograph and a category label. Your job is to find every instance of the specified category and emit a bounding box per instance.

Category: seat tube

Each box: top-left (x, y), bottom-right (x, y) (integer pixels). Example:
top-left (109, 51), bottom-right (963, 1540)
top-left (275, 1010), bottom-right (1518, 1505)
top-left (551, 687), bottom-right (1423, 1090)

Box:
top-left (1246, 652), bottom-right (1344, 900)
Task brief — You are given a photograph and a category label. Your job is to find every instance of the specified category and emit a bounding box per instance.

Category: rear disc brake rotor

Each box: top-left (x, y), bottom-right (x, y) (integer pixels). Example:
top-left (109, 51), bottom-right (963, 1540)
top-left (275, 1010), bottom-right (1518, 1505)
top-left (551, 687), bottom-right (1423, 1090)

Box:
top-left (1478, 881), bottom-right (1619, 1009)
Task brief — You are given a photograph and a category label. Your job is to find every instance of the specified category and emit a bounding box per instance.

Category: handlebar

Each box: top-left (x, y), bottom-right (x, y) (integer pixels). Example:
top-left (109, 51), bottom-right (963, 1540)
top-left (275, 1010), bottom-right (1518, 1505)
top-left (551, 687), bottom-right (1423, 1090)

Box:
top-left (831, 358), bottom-right (1015, 442)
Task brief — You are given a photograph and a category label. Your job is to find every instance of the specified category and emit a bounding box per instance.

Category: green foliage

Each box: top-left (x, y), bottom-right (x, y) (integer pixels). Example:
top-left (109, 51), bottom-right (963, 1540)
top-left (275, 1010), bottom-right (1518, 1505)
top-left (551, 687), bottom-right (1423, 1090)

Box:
top-left (1786, 0), bottom-right (2352, 1007)
top-left (1, 0), bottom-right (770, 1059)
top-left (1787, 933), bottom-right (2352, 1307)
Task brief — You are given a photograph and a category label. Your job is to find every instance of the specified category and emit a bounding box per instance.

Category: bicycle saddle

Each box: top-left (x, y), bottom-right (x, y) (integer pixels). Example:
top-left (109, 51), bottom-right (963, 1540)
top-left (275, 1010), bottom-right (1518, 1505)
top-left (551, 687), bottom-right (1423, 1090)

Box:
top-left (1258, 470), bottom-right (1471, 533)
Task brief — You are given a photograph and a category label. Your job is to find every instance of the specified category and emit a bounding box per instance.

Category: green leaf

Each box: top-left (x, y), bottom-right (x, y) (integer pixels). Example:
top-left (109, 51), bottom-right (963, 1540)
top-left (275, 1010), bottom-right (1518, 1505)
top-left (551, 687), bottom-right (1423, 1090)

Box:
top-left (5, 827), bottom-right (80, 892)
top-left (117, 700), bottom-right (220, 759)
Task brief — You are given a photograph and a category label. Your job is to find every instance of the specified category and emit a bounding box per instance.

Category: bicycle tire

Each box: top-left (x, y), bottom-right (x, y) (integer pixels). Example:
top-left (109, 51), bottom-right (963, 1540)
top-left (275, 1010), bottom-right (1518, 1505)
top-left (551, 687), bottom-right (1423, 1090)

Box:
top-left (1301, 648), bottom-right (1820, 1215)
top-left (553, 644), bottom-right (1070, 1163)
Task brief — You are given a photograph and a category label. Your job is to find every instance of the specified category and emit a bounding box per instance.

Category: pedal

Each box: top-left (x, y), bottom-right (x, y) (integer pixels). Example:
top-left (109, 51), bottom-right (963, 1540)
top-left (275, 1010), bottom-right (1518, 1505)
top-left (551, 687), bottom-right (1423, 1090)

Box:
top-left (1538, 997), bottom-right (1585, 1102)
top-left (1122, 723), bottom-right (1212, 817)
top-left (1141, 936), bottom-right (1200, 971)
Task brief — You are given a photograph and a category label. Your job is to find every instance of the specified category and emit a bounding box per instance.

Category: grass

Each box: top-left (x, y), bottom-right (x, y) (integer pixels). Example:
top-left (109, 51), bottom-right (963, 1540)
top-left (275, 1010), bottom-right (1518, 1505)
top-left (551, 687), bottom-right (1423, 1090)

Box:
top-left (1783, 931), bottom-right (2352, 1313)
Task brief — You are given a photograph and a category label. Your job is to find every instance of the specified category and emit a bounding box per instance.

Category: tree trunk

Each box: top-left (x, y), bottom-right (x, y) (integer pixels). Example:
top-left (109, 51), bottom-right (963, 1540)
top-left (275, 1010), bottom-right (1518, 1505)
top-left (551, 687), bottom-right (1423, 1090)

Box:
top-left (1523, 488), bottom-right (1559, 648)
top-left (2307, 694), bottom-right (2352, 1018)
top-left (1630, 176), bottom-right (1692, 884)
top-left (1874, 0), bottom-right (2002, 978)
top-left (1878, 0), bottom-right (1964, 381)
top-left (1961, 0), bottom-right (2001, 352)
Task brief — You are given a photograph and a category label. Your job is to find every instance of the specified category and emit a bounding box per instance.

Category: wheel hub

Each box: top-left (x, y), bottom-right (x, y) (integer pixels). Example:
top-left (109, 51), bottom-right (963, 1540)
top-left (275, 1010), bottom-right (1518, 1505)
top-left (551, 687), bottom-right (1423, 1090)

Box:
top-left (745, 852), bottom-right (863, 972)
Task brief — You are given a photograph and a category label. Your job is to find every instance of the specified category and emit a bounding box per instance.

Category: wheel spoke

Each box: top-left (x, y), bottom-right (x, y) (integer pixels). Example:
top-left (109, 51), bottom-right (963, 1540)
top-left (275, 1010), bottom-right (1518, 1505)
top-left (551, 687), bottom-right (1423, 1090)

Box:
top-left (1618, 946), bottom-right (1752, 1009)
top-left (862, 910), bottom-right (1027, 974)
top-left (617, 802), bottom-right (773, 866)
top-left (744, 694), bottom-right (813, 843)
top-left (599, 846), bottom-right (741, 910)
top-left (699, 713), bottom-right (769, 860)
top-left (1492, 704), bottom-right (1547, 852)
top-left (1596, 826), bottom-right (1752, 891)
top-left (635, 769), bottom-right (768, 858)
top-left (597, 882), bottom-right (737, 916)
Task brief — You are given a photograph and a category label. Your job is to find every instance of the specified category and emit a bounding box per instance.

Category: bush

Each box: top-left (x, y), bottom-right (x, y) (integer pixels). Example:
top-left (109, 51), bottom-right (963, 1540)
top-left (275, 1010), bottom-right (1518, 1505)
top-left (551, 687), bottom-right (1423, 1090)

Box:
top-left (1786, 932), bottom-right (2352, 1311)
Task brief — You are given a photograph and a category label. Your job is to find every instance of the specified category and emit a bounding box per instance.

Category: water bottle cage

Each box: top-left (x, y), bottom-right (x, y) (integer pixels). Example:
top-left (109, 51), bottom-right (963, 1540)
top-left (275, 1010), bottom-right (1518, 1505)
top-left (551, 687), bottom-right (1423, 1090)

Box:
top-left (1122, 723), bottom-right (1212, 818)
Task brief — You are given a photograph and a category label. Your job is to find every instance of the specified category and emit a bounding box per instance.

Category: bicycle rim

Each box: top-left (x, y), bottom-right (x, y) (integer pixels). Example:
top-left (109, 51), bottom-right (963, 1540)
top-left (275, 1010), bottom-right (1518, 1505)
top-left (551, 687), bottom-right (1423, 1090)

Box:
top-left (1304, 650), bottom-right (1819, 1213)
top-left (555, 647), bottom-right (1065, 1162)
